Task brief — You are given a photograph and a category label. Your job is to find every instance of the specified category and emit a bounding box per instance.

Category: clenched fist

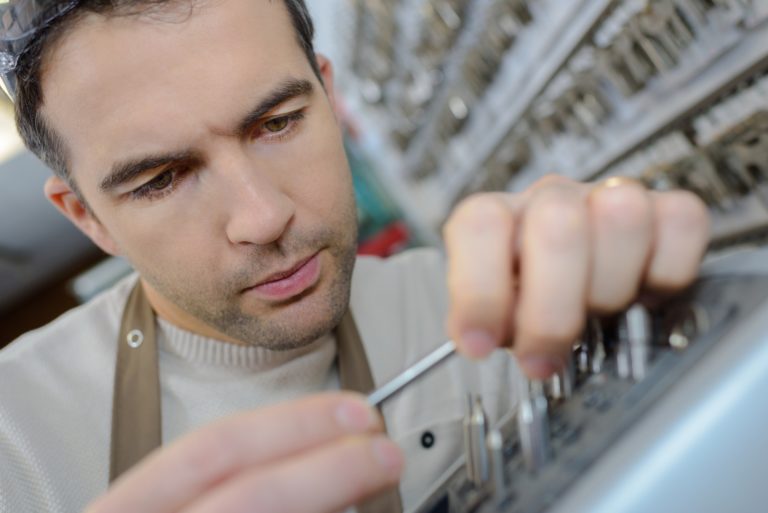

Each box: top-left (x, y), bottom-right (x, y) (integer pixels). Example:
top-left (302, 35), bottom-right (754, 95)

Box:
top-left (444, 175), bottom-right (710, 378)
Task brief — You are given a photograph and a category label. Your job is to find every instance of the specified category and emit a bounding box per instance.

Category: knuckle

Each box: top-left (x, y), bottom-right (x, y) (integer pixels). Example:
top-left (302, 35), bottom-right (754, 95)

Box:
top-left (532, 173), bottom-right (573, 189)
top-left (592, 183), bottom-right (652, 230)
top-left (528, 190), bottom-right (586, 246)
top-left (445, 193), bottom-right (510, 237)
top-left (531, 185), bottom-right (583, 215)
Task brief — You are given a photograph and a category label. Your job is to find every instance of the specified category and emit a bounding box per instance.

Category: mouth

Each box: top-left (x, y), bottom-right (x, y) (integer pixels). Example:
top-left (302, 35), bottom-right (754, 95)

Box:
top-left (243, 252), bottom-right (322, 301)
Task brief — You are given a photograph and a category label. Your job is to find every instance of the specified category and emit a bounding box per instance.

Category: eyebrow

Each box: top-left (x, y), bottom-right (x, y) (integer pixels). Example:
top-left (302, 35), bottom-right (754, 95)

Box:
top-left (100, 78), bottom-right (315, 193)
top-left (234, 78), bottom-right (314, 137)
top-left (100, 150), bottom-right (199, 193)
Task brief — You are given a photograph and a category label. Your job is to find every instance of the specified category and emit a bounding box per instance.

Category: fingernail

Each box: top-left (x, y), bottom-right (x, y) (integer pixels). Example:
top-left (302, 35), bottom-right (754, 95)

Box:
top-left (335, 399), bottom-right (378, 432)
top-left (461, 330), bottom-right (497, 358)
top-left (518, 356), bottom-right (561, 379)
top-left (372, 437), bottom-right (404, 474)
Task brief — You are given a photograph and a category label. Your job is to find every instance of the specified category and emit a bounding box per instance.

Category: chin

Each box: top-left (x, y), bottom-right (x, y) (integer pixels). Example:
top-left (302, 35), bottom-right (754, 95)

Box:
top-left (230, 259), bottom-right (353, 350)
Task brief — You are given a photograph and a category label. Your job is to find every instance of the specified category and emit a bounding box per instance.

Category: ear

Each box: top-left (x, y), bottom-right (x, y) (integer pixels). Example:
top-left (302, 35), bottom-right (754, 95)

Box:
top-left (44, 176), bottom-right (121, 256)
top-left (316, 54), bottom-right (337, 112)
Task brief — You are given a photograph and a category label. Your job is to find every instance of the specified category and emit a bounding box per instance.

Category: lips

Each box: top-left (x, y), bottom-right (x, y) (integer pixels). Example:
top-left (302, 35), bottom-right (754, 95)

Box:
top-left (243, 252), bottom-right (321, 301)
top-left (257, 254), bottom-right (316, 285)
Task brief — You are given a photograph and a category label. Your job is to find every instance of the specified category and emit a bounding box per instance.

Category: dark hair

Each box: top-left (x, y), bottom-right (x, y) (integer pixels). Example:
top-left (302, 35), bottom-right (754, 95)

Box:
top-left (13, 0), bottom-right (320, 192)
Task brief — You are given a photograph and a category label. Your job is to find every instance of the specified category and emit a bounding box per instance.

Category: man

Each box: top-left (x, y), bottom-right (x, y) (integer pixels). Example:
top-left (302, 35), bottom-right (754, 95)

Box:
top-left (0, 0), bottom-right (709, 511)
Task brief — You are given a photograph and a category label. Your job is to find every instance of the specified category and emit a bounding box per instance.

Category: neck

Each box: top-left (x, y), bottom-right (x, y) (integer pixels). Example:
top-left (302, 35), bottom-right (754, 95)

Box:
top-left (140, 278), bottom-right (248, 347)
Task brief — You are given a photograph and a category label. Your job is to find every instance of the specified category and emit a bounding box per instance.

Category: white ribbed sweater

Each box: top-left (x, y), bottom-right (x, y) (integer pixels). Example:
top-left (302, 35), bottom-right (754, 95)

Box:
top-left (0, 249), bottom-right (519, 512)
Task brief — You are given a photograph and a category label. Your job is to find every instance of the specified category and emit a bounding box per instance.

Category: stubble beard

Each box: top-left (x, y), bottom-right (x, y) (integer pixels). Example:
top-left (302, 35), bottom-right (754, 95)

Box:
top-left (215, 239), bottom-right (357, 350)
top-left (142, 214), bottom-right (359, 351)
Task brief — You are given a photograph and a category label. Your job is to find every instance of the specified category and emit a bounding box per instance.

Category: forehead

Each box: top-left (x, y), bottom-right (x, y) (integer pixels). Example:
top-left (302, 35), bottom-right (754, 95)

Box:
top-left (41, 0), bottom-right (310, 182)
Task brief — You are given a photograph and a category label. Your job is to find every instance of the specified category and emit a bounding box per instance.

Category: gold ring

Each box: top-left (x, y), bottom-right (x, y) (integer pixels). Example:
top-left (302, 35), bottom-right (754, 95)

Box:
top-left (599, 176), bottom-right (644, 190)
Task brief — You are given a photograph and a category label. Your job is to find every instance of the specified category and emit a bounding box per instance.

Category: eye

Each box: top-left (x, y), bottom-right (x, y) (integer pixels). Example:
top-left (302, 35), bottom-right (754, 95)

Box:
top-left (131, 166), bottom-right (189, 201)
top-left (264, 117), bottom-right (290, 133)
top-left (146, 171), bottom-right (174, 191)
top-left (253, 111), bottom-right (306, 142)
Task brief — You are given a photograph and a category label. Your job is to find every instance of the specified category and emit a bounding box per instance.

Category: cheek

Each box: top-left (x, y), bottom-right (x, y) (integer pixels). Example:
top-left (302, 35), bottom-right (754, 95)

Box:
top-left (109, 207), bottom-right (220, 276)
top-left (287, 116), bottom-right (354, 217)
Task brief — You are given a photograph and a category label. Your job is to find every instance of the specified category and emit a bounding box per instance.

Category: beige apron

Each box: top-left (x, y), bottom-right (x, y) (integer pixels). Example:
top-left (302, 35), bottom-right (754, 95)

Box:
top-left (110, 281), bottom-right (403, 512)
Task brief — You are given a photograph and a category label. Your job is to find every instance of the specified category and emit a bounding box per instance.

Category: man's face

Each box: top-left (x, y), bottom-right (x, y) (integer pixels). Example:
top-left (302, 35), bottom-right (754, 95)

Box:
top-left (41, 0), bottom-right (358, 349)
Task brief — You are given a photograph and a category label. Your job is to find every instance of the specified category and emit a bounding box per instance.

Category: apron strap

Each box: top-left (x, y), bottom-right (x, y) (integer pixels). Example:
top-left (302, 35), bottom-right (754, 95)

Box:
top-left (110, 280), bottom-right (162, 482)
top-left (111, 282), bottom-right (402, 512)
top-left (336, 311), bottom-right (404, 513)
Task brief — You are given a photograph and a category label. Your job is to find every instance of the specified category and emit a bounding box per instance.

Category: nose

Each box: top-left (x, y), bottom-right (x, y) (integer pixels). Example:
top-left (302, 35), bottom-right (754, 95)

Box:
top-left (218, 155), bottom-right (296, 246)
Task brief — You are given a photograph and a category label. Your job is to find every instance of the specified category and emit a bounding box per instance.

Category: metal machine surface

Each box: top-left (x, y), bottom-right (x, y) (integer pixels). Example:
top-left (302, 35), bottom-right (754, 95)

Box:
top-left (410, 248), bottom-right (768, 513)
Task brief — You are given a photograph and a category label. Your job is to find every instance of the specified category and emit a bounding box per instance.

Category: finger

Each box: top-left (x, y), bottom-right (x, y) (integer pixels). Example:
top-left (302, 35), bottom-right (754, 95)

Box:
top-left (443, 193), bottom-right (518, 358)
top-left (86, 393), bottom-right (382, 513)
top-left (528, 173), bottom-right (586, 193)
top-left (182, 435), bottom-right (404, 513)
top-left (515, 184), bottom-right (590, 378)
top-left (646, 190), bottom-right (710, 290)
top-left (587, 179), bottom-right (654, 312)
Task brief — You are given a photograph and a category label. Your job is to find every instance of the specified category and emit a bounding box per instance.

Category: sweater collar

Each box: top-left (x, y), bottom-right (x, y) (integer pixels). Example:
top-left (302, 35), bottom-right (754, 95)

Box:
top-left (156, 317), bottom-right (335, 371)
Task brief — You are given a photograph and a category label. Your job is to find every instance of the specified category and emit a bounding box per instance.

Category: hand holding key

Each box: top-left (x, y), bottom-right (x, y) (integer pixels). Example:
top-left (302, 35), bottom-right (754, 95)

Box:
top-left (443, 175), bottom-right (710, 378)
top-left (85, 394), bottom-right (402, 513)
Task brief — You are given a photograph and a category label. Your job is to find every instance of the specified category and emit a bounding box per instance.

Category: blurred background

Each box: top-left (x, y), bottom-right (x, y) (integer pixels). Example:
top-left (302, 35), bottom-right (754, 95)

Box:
top-left (2, 0), bottom-right (768, 345)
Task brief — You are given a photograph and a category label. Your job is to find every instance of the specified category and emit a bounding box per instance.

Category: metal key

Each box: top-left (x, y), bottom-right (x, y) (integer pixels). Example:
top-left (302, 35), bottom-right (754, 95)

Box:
top-left (367, 341), bottom-right (457, 407)
top-left (464, 394), bottom-right (490, 487)
top-left (517, 376), bottom-right (551, 473)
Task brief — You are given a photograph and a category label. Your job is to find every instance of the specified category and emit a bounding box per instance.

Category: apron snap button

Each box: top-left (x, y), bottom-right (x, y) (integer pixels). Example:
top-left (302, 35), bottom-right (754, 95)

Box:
top-left (421, 431), bottom-right (435, 449)
top-left (126, 329), bottom-right (144, 349)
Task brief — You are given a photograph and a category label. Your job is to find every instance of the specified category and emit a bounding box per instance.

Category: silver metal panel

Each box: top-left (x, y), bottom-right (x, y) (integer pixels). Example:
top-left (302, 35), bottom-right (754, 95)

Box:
top-left (549, 289), bottom-right (768, 513)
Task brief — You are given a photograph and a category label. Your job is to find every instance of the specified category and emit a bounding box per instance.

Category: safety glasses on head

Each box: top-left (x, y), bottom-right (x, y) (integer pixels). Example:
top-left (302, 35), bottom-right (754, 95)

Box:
top-left (0, 0), bottom-right (78, 101)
